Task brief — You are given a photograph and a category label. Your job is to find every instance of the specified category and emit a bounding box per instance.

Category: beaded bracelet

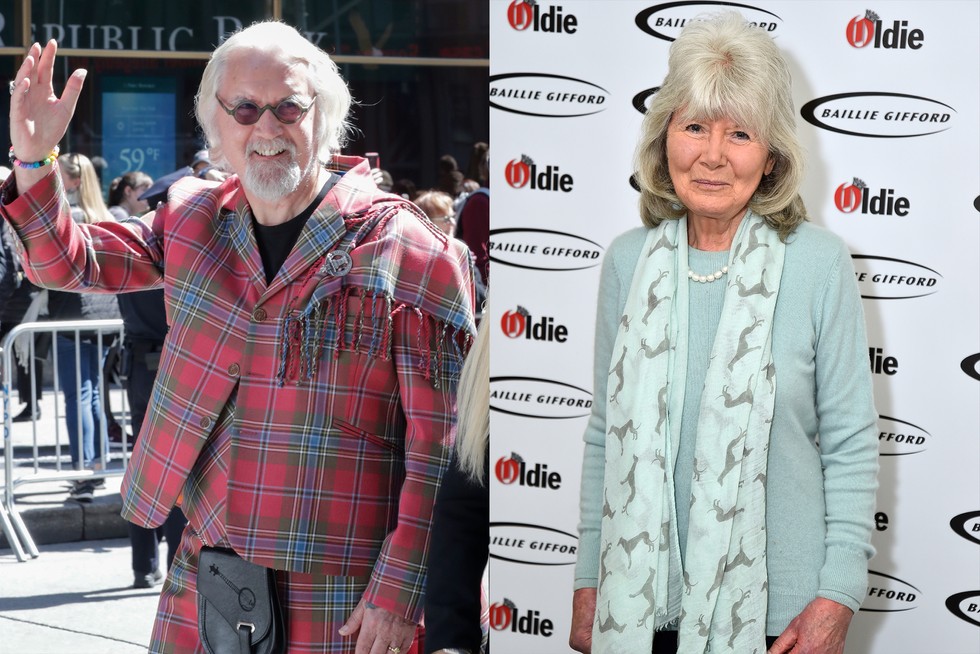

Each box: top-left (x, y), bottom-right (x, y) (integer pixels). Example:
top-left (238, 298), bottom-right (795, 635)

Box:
top-left (8, 145), bottom-right (60, 169)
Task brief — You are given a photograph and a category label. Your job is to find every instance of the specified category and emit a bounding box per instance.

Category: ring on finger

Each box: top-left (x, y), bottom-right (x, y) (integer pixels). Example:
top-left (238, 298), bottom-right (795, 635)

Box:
top-left (8, 80), bottom-right (14, 96)
top-left (387, 647), bottom-right (401, 654)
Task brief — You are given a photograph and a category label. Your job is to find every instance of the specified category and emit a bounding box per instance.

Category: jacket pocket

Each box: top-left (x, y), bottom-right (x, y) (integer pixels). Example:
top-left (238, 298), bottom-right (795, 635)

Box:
top-left (334, 418), bottom-right (400, 453)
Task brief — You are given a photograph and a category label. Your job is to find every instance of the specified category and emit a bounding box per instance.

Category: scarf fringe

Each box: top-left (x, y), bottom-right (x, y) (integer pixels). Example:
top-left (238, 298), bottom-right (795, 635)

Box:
top-left (276, 289), bottom-right (470, 388)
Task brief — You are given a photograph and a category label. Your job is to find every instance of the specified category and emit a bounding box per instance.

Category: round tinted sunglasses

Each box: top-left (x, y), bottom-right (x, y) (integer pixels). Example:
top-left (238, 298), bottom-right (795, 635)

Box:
top-left (216, 94), bottom-right (317, 125)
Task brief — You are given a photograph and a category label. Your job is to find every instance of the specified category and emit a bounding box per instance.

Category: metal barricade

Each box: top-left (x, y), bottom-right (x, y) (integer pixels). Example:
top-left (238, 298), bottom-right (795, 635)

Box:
top-left (1, 318), bottom-right (127, 561)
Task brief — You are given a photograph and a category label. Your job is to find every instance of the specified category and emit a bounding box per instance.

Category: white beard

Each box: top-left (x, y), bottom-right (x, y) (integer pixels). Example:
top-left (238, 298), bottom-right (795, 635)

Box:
top-left (244, 159), bottom-right (301, 202)
top-left (242, 138), bottom-right (305, 202)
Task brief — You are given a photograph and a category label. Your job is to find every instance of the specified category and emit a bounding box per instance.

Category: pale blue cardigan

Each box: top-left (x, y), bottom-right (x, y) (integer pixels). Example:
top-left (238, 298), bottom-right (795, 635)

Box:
top-left (574, 221), bottom-right (879, 635)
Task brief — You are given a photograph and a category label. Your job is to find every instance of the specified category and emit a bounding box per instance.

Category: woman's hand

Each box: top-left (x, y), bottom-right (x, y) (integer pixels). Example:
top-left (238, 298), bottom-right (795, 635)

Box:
top-left (568, 587), bottom-right (597, 653)
top-left (768, 597), bottom-right (853, 654)
top-left (10, 40), bottom-right (86, 163)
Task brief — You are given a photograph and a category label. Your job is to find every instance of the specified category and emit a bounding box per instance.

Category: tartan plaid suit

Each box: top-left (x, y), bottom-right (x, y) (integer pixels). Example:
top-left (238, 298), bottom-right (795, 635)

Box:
top-left (1, 157), bottom-right (475, 639)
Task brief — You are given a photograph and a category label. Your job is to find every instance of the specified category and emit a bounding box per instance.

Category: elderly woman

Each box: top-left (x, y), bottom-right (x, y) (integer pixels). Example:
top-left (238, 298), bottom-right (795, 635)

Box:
top-left (569, 13), bottom-right (878, 654)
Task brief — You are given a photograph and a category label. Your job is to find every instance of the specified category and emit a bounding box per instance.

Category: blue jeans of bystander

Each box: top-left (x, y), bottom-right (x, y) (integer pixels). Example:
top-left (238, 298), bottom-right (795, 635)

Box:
top-left (55, 335), bottom-right (108, 468)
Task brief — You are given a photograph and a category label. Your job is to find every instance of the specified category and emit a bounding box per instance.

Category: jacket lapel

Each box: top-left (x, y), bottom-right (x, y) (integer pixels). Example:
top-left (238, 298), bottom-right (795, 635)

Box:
top-left (222, 184), bottom-right (268, 293)
top-left (263, 193), bottom-right (348, 300)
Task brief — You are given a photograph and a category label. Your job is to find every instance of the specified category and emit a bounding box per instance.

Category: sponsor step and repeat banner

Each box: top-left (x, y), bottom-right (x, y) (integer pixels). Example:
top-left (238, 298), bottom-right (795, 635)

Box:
top-left (489, 1), bottom-right (979, 652)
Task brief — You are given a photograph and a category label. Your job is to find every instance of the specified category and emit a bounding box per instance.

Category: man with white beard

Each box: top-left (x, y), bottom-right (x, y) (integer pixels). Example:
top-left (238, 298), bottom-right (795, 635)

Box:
top-left (2, 21), bottom-right (475, 654)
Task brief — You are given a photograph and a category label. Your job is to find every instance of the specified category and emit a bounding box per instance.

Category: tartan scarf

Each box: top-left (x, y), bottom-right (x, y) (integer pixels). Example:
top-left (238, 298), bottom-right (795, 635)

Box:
top-left (274, 200), bottom-right (474, 389)
top-left (594, 211), bottom-right (784, 652)
top-left (203, 158), bottom-right (476, 390)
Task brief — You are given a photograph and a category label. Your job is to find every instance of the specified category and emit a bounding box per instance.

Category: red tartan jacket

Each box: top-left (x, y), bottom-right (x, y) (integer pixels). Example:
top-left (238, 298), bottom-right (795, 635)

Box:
top-left (0, 157), bottom-right (475, 622)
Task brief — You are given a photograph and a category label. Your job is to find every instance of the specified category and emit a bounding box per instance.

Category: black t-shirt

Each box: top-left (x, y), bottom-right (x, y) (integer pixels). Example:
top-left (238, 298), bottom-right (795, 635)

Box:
top-left (252, 175), bottom-right (336, 284)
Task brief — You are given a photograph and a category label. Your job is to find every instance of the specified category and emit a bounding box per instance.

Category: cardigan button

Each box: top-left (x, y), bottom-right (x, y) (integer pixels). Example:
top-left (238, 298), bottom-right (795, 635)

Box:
top-left (199, 416), bottom-right (213, 430)
top-left (227, 363), bottom-right (240, 376)
top-left (252, 307), bottom-right (267, 321)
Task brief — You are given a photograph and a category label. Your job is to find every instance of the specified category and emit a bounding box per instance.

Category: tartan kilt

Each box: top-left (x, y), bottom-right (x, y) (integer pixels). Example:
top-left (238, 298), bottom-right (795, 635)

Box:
top-left (149, 531), bottom-right (424, 654)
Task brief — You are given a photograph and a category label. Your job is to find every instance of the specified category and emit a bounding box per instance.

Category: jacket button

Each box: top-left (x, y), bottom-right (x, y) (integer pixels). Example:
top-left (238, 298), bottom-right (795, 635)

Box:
top-left (252, 307), bottom-right (267, 321)
top-left (199, 416), bottom-right (212, 430)
top-left (228, 363), bottom-right (240, 376)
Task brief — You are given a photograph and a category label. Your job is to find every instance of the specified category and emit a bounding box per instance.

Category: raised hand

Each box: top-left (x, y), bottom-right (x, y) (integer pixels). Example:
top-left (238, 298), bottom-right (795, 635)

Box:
top-left (10, 40), bottom-right (87, 164)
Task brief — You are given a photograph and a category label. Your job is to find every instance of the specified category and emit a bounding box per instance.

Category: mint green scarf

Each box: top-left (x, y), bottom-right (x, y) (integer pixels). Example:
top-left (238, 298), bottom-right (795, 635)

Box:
top-left (594, 211), bottom-right (784, 652)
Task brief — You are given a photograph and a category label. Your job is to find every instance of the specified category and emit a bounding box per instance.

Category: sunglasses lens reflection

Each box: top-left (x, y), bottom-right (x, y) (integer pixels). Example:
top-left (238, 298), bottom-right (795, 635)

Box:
top-left (233, 101), bottom-right (306, 125)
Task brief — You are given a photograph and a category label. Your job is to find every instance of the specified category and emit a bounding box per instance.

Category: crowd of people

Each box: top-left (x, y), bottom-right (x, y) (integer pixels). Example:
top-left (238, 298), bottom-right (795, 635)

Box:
top-left (380, 144), bottom-right (489, 313)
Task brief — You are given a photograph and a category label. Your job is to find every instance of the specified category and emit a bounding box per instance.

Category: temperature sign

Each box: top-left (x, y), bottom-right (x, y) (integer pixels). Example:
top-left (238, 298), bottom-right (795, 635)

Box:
top-left (101, 77), bottom-right (177, 193)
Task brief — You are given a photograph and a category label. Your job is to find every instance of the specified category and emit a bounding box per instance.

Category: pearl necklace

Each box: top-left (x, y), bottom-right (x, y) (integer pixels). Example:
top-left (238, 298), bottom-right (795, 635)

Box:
top-left (688, 265), bottom-right (729, 283)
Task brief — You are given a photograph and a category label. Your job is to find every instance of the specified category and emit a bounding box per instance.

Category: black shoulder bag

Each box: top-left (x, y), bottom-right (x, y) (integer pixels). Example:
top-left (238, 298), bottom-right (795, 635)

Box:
top-left (196, 546), bottom-right (286, 654)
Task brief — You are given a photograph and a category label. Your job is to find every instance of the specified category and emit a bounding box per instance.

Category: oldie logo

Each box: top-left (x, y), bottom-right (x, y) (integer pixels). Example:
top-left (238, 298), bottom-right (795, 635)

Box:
top-left (834, 178), bottom-right (910, 216)
top-left (489, 376), bottom-right (593, 419)
top-left (877, 415), bottom-right (929, 455)
top-left (489, 597), bottom-right (554, 636)
top-left (495, 453), bottom-right (562, 489)
top-left (635, 2), bottom-right (782, 41)
top-left (488, 228), bottom-right (604, 272)
top-left (500, 306), bottom-right (569, 343)
top-left (506, 0), bottom-right (578, 34)
top-left (504, 155), bottom-right (574, 192)
top-left (862, 571), bottom-right (920, 612)
top-left (945, 591), bottom-right (980, 627)
top-left (490, 73), bottom-right (609, 118)
top-left (869, 348), bottom-right (898, 376)
top-left (490, 522), bottom-right (579, 565)
top-left (846, 10), bottom-right (924, 49)
top-left (801, 92), bottom-right (955, 138)
top-left (852, 255), bottom-right (941, 300)
top-left (949, 511), bottom-right (980, 546)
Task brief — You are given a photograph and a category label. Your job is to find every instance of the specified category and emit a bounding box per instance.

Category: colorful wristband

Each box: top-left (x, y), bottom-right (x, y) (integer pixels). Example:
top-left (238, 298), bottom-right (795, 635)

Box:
top-left (9, 145), bottom-right (60, 169)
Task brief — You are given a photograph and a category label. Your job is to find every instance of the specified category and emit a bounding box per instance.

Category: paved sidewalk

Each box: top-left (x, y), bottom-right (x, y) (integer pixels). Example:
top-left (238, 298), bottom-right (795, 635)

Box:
top-left (0, 537), bottom-right (162, 653)
top-left (2, 391), bottom-right (132, 553)
top-left (1, 392), bottom-right (170, 652)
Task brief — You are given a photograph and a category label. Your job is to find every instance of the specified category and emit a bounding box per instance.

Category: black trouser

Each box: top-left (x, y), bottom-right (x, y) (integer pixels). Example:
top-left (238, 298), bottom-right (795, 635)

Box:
top-left (123, 338), bottom-right (188, 574)
top-left (652, 631), bottom-right (777, 652)
top-left (129, 507), bottom-right (187, 574)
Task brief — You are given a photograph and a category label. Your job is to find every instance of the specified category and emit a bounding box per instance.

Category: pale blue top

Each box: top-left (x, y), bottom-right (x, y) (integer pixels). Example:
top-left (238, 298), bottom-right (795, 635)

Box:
top-left (574, 221), bottom-right (879, 634)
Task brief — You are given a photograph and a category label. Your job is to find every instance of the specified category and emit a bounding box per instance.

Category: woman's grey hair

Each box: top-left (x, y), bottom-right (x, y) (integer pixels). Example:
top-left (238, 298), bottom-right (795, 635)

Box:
top-left (195, 21), bottom-right (354, 170)
top-left (635, 11), bottom-right (807, 240)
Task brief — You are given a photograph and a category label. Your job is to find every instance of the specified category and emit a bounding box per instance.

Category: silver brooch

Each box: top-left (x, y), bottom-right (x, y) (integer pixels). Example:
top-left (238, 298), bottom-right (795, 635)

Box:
top-left (319, 250), bottom-right (352, 277)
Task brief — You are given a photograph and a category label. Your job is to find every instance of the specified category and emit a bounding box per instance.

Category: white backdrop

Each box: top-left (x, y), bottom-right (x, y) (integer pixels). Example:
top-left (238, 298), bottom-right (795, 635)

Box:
top-left (488, 1), bottom-right (980, 652)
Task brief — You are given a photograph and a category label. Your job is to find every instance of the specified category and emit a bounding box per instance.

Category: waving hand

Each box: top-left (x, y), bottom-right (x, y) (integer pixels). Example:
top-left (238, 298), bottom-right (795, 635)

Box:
top-left (10, 40), bottom-right (86, 171)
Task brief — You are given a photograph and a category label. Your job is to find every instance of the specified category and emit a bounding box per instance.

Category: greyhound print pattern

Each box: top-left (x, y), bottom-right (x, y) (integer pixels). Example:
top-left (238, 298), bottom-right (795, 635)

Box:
top-left (594, 213), bottom-right (784, 652)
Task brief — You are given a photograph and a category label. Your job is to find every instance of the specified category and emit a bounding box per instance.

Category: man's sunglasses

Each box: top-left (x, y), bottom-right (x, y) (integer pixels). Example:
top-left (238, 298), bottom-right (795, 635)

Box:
top-left (215, 94), bottom-right (317, 125)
